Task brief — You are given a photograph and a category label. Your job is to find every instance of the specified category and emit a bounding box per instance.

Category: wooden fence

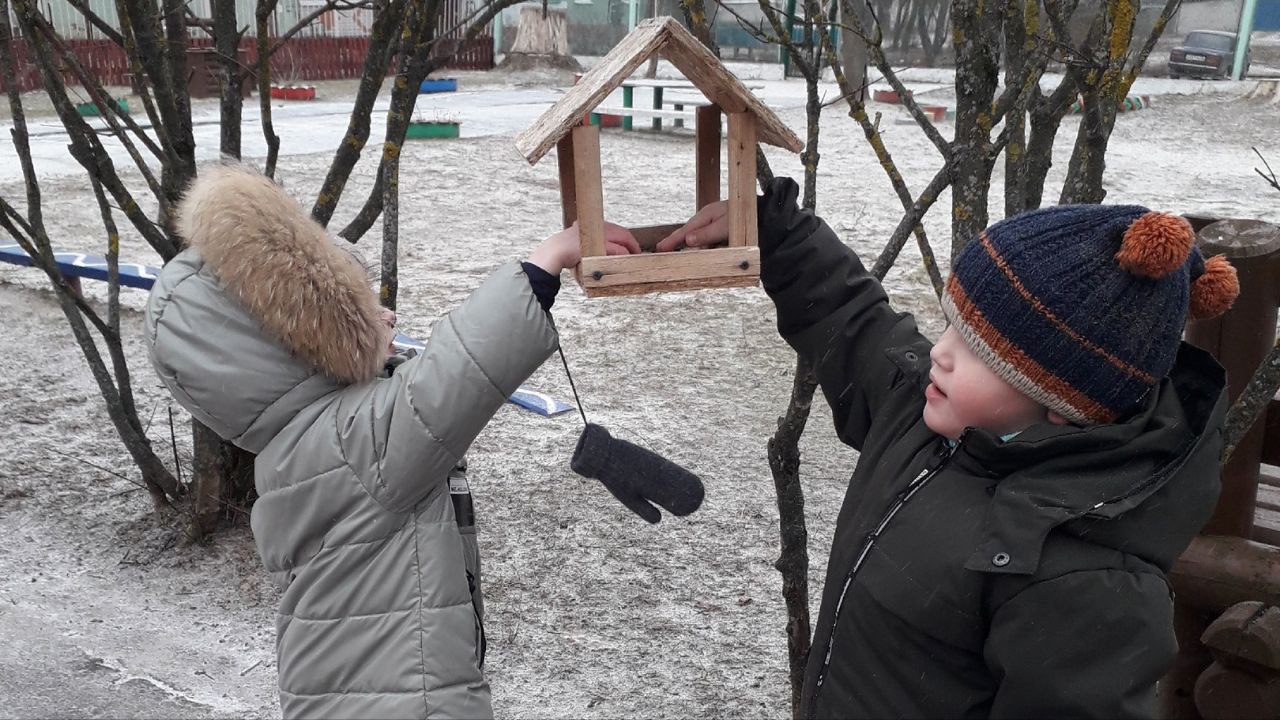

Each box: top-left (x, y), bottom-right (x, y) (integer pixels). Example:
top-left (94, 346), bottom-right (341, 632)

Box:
top-left (0, 33), bottom-right (494, 93)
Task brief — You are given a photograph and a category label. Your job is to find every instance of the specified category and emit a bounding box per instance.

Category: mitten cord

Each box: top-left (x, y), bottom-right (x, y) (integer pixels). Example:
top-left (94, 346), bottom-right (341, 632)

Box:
top-left (557, 343), bottom-right (589, 427)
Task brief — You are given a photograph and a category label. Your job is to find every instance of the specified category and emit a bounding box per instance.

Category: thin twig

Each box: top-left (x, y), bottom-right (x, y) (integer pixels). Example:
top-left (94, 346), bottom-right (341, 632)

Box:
top-left (1255, 147), bottom-right (1280, 193)
top-left (168, 405), bottom-right (184, 487)
top-left (48, 447), bottom-right (149, 491)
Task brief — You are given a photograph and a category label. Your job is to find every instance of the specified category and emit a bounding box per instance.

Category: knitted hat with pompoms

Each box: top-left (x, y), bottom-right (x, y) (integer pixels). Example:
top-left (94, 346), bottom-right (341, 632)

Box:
top-left (942, 205), bottom-right (1240, 424)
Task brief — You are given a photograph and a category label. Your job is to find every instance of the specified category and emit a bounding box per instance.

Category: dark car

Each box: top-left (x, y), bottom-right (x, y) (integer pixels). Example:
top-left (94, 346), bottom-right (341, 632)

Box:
top-left (1169, 30), bottom-right (1250, 79)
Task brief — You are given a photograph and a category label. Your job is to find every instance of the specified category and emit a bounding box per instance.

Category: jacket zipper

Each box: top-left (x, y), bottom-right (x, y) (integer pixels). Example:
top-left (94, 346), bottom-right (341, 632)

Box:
top-left (808, 441), bottom-right (955, 718)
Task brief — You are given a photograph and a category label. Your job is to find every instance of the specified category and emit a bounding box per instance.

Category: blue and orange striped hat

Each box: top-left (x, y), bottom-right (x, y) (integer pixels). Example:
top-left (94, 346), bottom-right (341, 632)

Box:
top-left (941, 205), bottom-right (1239, 424)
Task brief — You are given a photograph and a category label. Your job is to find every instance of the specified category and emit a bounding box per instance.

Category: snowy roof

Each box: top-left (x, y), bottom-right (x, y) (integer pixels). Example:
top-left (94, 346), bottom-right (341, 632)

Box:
top-left (514, 16), bottom-right (803, 164)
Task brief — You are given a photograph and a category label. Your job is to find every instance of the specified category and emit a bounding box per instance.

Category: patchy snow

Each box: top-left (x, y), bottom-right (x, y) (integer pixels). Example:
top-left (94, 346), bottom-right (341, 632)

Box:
top-left (1, 65), bottom-right (1279, 718)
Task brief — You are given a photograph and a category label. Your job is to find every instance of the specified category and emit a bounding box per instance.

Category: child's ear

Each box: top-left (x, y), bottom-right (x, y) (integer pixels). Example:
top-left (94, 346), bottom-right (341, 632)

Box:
top-left (1046, 410), bottom-right (1071, 426)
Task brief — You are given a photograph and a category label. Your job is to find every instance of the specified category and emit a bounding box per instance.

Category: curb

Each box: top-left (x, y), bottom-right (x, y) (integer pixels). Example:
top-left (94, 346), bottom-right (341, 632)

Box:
top-left (1069, 94), bottom-right (1152, 114)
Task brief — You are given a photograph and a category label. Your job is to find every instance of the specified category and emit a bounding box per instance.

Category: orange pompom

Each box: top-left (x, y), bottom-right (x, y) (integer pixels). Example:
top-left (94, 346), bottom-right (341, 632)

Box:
top-left (1115, 212), bottom-right (1194, 279)
top-left (1190, 254), bottom-right (1239, 319)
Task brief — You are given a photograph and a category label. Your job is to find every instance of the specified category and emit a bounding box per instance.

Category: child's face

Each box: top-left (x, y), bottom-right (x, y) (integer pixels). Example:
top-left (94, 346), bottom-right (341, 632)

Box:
top-left (923, 326), bottom-right (1049, 440)
top-left (379, 306), bottom-right (397, 358)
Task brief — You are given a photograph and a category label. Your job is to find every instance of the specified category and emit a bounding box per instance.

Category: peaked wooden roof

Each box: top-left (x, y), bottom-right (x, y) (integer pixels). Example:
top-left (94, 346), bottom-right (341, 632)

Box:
top-left (515, 16), bottom-right (803, 165)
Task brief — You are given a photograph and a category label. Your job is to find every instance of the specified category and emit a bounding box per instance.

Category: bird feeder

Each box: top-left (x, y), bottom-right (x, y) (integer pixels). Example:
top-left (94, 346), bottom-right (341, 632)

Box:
top-left (514, 16), bottom-right (802, 297)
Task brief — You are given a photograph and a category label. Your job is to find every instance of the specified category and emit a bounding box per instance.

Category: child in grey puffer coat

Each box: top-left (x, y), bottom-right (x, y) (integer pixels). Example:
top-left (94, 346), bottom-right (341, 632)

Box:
top-left (145, 164), bottom-right (638, 719)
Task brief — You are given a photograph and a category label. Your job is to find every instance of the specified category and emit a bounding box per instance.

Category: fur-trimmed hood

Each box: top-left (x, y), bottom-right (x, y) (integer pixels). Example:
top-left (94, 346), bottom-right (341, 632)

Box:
top-left (145, 164), bottom-right (386, 452)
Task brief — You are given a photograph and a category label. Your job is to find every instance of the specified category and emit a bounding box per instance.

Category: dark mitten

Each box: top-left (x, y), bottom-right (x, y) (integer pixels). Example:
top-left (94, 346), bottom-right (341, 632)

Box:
top-left (756, 176), bottom-right (820, 254)
top-left (570, 423), bottom-right (705, 524)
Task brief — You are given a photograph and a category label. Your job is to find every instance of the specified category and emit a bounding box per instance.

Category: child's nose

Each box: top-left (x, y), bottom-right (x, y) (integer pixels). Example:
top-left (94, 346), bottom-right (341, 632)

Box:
top-left (929, 344), bottom-right (948, 370)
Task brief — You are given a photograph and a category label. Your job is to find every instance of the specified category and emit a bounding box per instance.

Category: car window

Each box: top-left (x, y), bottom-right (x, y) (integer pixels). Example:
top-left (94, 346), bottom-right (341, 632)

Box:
top-left (1185, 32), bottom-right (1234, 51)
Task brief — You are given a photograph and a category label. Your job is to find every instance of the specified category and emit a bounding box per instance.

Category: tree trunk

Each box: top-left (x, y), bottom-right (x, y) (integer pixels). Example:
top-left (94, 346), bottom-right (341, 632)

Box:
top-left (949, 0), bottom-right (1001, 256)
top-left (840, 0), bottom-right (869, 105)
top-left (189, 420), bottom-right (255, 539)
top-left (1001, 0), bottom-right (1031, 217)
top-left (254, 0), bottom-right (282, 177)
top-left (769, 357), bottom-right (816, 720)
top-left (213, 0), bottom-right (243, 159)
top-left (509, 6), bottom-right (570, 55)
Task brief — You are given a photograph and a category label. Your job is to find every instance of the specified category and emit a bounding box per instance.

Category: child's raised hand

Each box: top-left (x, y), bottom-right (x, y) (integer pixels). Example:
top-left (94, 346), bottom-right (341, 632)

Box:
top-left (655, 200), bottom-right (729, 252)
top-left (528, 221), bottom-right (641, 275)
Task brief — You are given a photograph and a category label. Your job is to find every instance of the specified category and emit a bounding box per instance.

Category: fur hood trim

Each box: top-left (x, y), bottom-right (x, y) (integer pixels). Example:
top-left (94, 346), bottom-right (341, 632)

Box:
top-left (175, 164), bottom-right (385, 385)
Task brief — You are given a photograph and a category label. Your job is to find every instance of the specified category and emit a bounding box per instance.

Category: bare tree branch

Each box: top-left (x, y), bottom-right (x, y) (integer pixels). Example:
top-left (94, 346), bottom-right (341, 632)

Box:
top-left (113, 0), bottom-right (179, 171)
top-left (833, 0), bottom-right (951, 159)
top-left (1123, 0), bottom-right (1181, 86)
top-left (808, 1), bottom-right (946, 293)
top-left (12, 0), bottom-right (177, 258)
top-left (1255, 147), bottom-right (1280, 193)
top-left (65, 0), bottom-right (126, 45)
top-left (266, 0), bottom-right (376, 63)
top-left (1223, 337), bottom-right (1280, 463)
top-left (256, 0), bottom-right (283, 177)
top-left (337, 0), bottom-right (526, 241)
top-left (311, 0), bottom-right (409, 227)
top-left (26, 10), bottom-right (166, 196)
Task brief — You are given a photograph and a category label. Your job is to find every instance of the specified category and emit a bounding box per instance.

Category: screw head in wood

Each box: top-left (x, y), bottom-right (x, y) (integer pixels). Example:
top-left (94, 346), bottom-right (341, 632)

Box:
top-left (739, 261), bottom-right (750, 270)
top-left (592, 270), bottom-right (604, 281)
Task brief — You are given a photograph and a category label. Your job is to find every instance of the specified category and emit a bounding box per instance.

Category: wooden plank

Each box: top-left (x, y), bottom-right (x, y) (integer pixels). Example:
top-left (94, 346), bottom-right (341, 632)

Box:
top-left (727, 113), bottom-right (758, 248)
top-left (696, 104), bottom-right (721, 211)
top-left (579, 246), bottom-right (759, 294)
top-left (1258, 472), bottom-right (1280, 513)
top-left (1254, 507), bottom-right (1280, 547)
top-left (628, 223), bottom-right (685, 252)
top-left (514, 18), bottom-right (670, 164)
top-left (1171, 535), bottom-right (1280, 612)
top-left (660, 31), bottom-right (746, 113)
top-left (658, 17), bottom-right (802, 153)
top-left (583, 274), bottom-right (759, 298)
top-left (571, 124), bottom-right (606, 259)
top-left (556, 134), bottom-right (577, 229)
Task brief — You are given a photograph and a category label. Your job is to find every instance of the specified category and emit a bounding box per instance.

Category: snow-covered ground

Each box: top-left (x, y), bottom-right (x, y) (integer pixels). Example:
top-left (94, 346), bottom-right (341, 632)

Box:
top-left (1, 63), bottom-right (1279, 718)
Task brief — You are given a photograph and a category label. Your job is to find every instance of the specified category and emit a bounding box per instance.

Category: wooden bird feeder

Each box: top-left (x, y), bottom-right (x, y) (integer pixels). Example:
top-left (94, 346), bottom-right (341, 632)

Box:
top-left (514, 16), bottom-right (803, 297)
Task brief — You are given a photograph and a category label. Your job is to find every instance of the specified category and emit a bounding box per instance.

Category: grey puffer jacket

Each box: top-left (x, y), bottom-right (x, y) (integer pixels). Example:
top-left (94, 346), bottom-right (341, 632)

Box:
top-left (145, 165), bottom-right (558, 718)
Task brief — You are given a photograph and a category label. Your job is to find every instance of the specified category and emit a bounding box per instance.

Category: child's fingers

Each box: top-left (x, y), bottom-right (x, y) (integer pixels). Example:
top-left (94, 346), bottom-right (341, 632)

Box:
top-left (655, 229), bottom-right (687, 252)
top-left (684, 217), bottom-right (729, 248)
top-left (605, 240), bottom-right (644, 256)
top-left (657, 216), bottom-right (709, 252)
top-left (614, 232), bottom-right (642, 255)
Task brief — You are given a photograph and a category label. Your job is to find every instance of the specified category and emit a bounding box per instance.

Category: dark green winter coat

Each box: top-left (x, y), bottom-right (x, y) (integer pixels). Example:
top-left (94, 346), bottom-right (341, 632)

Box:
top-left (757, 181), bottom-right (1226, 719)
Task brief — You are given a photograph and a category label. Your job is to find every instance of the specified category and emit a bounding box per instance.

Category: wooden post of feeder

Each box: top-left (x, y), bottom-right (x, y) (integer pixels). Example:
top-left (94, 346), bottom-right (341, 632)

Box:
top-left (571, 124), bottom-right (605, 260)
top-left (556, 134), bottom-right (577, 229)
top-left (695, 104), bottom-right (721, 211)
top-left (726, 112), bottom-right (758, 248)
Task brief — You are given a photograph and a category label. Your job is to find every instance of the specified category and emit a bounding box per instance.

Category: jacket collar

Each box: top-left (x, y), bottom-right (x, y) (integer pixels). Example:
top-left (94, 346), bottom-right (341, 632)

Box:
top-left (950, 342), bottom-right (1227, 576)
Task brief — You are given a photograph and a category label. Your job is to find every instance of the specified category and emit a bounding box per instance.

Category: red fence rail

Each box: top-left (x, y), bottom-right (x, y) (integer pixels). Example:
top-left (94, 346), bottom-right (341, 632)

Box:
top-left (0, 33), bottom-right (493, 93)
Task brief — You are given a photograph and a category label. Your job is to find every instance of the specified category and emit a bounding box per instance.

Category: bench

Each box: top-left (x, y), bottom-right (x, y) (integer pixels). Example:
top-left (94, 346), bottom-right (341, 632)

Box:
top-left (0, 242), bottom-right (159, 294)
top-left (0, 243), bottom-right (572, 417)
top-left (591, 104), bottom-right (698, 130)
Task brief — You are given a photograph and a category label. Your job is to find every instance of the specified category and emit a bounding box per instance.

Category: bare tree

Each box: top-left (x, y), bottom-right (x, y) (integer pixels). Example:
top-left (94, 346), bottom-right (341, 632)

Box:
top-left (1050, 0), bottom-right (1181, 204)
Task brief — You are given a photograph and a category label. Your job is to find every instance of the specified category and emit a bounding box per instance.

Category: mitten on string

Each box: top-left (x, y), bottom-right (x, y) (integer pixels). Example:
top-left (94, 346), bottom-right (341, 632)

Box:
top-left (570, 423), bottom-right (705, 524)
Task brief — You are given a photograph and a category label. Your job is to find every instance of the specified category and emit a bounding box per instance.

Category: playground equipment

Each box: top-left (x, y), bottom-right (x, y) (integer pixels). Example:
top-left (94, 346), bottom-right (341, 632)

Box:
top-left (1163, 217), bottom-right (1280, 720)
